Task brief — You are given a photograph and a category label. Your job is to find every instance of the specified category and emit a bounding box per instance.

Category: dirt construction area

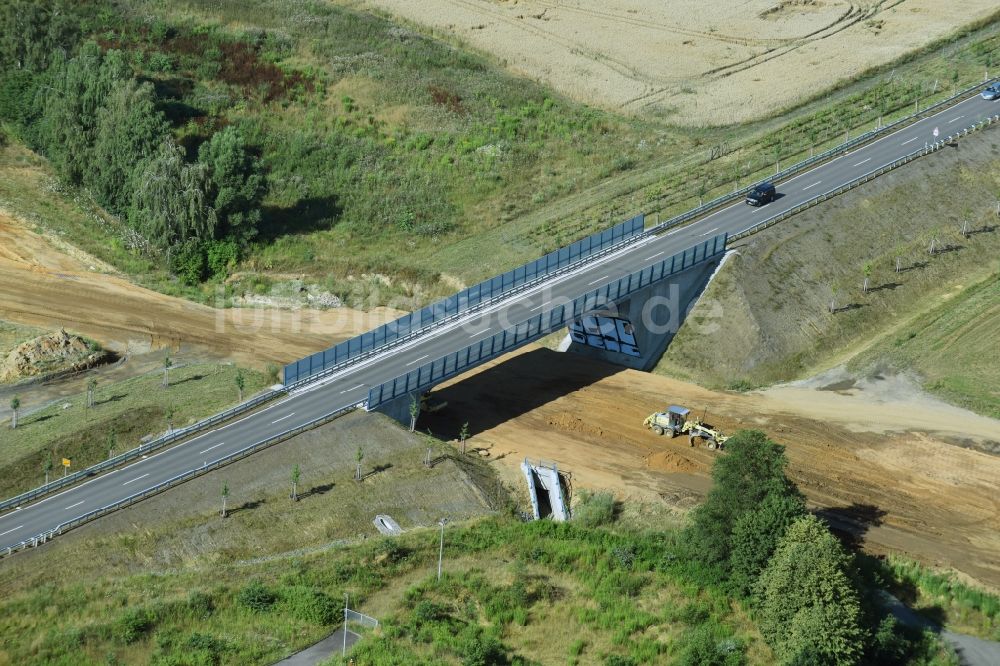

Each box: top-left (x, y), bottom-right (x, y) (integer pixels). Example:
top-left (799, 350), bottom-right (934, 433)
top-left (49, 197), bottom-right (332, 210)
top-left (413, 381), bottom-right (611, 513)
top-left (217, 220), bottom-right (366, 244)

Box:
top-left (0, 212), bottom-right (402, 366)
top-left (423, 346), bottom-right (1000, 589)
top-left (358, 0), bottom-right (999, 124)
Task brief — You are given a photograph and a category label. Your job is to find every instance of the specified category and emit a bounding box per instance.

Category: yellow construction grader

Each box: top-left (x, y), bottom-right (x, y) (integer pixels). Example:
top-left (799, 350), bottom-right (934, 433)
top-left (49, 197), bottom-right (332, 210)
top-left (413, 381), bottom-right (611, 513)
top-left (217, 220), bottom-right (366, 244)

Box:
top-left (643, 405), bottom-right (729, 450)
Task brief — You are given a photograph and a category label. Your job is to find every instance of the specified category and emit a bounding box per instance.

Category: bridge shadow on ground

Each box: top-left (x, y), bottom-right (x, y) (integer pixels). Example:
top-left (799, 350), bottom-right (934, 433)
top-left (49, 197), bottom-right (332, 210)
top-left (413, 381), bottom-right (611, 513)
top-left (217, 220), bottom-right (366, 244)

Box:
top-left (420, 347), bottom-right (623, 441)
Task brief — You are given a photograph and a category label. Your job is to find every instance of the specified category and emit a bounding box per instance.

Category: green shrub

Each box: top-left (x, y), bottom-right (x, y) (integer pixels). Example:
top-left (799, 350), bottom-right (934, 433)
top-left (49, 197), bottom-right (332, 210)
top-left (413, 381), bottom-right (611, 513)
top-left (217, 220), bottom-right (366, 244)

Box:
top-left (186, 591), bottom-right (214, 619)
top-left (374, 538), bottom-right (409, 564)
top-left (280, 585), bottom-right (340, 625)
top-left (114, 607), bottom-right (155, 644)
top-left (236, 580), bottom-right (276, 613)
top-left (573, 490), bottom-right (616, 527)
top-left (677, 624), bottom-right (746, 666)
top-left (462, 635), bottom-right (507, 666)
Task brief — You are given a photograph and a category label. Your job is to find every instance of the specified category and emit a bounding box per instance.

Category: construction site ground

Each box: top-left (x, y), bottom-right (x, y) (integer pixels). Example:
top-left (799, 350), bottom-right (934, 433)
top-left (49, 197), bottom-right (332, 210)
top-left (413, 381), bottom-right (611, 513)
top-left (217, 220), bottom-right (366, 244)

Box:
top-left (422, 345), bottom-right (1000, 590)
top-left (0, 211), bottom-right (402, 368)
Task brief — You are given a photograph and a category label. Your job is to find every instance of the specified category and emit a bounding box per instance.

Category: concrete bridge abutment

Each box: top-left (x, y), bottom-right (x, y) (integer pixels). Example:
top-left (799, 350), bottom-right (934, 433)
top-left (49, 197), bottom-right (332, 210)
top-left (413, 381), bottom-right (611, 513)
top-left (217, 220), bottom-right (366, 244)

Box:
top-left (565, 255), bottom-right (723, 371)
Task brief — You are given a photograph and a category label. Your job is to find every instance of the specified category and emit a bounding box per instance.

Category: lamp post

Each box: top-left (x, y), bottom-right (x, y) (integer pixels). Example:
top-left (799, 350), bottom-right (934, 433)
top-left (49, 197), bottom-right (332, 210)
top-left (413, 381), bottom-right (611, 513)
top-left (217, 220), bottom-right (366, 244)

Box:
top-left (437, 518), bottom-right (448, 581)
top-left (342, 593), bottom-right (348, 656)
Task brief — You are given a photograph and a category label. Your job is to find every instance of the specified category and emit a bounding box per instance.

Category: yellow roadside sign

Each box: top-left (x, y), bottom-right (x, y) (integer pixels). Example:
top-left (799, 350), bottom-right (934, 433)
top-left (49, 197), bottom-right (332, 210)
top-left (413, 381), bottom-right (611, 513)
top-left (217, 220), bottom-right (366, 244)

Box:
top-left (62, 458), bottom-right (71, 467)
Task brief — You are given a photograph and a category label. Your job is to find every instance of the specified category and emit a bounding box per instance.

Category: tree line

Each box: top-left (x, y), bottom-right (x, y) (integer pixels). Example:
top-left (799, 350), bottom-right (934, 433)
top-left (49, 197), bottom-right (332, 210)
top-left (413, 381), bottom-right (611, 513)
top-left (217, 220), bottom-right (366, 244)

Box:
top-left (0, 1), bottom-right (265, 284)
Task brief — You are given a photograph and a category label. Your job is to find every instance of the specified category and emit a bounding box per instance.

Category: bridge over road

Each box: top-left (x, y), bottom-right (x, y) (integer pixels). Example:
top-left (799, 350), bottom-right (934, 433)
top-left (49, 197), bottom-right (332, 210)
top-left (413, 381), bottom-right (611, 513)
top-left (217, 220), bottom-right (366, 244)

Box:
top-left (2, 82), bottom-right (999, 554)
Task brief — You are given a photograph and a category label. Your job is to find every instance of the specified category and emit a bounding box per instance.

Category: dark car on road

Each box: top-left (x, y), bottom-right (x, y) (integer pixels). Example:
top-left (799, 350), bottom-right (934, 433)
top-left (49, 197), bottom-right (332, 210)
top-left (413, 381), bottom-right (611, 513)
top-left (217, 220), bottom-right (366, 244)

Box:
top-left (981, 84), bottom-right (1000, 100)
top-left (746, 182), bottom-right (776, 206)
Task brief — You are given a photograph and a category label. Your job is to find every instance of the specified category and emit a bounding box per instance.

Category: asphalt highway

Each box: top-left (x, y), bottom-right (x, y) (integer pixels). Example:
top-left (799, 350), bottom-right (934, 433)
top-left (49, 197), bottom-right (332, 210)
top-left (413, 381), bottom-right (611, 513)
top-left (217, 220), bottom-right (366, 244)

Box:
top-left (2, 88), bottom-right (998, 552)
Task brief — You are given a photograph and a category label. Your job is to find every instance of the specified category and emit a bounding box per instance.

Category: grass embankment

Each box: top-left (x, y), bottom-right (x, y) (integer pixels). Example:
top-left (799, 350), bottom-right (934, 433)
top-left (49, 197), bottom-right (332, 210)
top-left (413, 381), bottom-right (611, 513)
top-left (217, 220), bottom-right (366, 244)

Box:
top-left (850, 275), bottom-right (1000, 419)
top-left (4, 3), bottom-right (1000, 309)
top-left (1, 417), bottom-right (994, 663)
top-left (0, 363), bottom-right (269, 499)
top-left (657, 134), bottom-right (1000, 418)
top-left (0, 412), bottom-right (497, 665)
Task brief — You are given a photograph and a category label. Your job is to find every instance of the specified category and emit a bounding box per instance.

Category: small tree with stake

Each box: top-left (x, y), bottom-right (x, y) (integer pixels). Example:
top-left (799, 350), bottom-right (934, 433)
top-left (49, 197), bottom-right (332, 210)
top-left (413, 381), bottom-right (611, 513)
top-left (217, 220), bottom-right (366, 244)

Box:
top-left (221, 482), bottom-right (229, 518)
top-left (235, 369), bottom-right (245, 403)
top-left (164, 405), bottom-right (176, 433)
top-left (459, 422), bottom-right (470, 455)
top-left (106, 429), bottom-right (117, 460)
top-left (355, 446), bottom-right (364, 481)
top-left (87, 378), bottom-right (98, 409)
top-left (862, 262), bottom-right (872, 294)
top-left (408, 396), bottom-right (420, 433)
top-left (44, 451), bottom-right (53, 485)
top-left (162, 354), bottom-right (173, 388)
top-left (291, 464), bottom-right (300, 501)
top-left (9, 396), bottom-right (20, 429)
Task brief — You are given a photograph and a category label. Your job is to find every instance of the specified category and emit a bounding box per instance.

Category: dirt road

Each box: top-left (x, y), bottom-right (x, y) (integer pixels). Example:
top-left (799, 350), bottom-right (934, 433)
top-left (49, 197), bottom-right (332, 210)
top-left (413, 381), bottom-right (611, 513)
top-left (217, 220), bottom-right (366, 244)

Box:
top-left (423, 346), bottom-right (1000, 589)
top-left (0, 213), bottom-right (402, 366)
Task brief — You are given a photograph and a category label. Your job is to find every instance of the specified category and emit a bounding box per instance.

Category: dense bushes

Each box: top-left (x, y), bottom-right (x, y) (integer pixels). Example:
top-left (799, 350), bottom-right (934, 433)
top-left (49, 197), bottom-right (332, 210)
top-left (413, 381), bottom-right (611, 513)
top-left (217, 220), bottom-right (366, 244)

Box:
top-left (0, 3), bottom-right (266, 284)
top-left (573, 490), bottom-right (617, 527)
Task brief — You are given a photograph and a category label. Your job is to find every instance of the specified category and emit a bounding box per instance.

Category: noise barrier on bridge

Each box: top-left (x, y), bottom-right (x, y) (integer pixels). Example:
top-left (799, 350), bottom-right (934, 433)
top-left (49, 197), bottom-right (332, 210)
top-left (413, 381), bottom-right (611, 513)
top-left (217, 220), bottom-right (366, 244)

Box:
top-left (366, 233), bottom-right (727, 409)
top-left (283, 215), bottom-right (645, 386)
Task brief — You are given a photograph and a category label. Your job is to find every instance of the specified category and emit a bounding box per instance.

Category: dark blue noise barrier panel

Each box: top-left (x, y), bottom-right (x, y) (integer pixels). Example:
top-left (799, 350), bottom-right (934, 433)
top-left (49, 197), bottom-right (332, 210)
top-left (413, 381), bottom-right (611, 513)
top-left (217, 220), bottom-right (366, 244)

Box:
top-left (367, 233), bottom-right (727, 409)
top-left (283, 215), bottom-right (645, 386)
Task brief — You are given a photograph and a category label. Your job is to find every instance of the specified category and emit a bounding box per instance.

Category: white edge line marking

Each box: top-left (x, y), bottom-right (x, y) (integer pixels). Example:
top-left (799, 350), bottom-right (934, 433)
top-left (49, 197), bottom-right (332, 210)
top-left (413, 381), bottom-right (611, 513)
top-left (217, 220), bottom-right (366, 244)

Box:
top-left (901, 136), bottom-right (918, 145)
top-left (293, 88), bottom-right (969, 399)
top-left (1, 391), bottom-right (295, 516)
top-left (405, 354), bottom-right (430, 367)
top-left (0, 525), bottom-right (23, 537)
top-left (122, 473), bottom-right (150, 486)
top-left (803, 181), bottom-right (822, 190)
top-left (271, 413), bottom-right (296, 424)
top-left (853, 158), bottom-right (871, 167)
top-left (198, 443), bottom-right (224, 454)
top-left (64, 501), bottom-right (84, 510)
top-left (1, 91), bottom-right (986, 535)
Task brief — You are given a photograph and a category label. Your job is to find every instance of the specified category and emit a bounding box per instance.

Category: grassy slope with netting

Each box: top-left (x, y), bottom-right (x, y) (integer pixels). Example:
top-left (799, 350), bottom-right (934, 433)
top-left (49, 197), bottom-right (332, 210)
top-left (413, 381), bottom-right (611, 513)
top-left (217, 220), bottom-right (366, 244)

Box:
top-left (0, 363), bottom-right (269, 499)
top-left (4, 2), bottom-right (1000, 310)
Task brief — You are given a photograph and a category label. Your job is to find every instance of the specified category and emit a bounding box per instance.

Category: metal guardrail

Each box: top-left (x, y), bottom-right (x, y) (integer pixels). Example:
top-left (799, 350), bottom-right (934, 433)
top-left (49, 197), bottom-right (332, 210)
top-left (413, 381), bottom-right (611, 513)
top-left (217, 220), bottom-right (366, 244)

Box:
top-left (0, 388), bottom-right (284, 515)
top-left (283, 216), bottom-right (645, 386)
top-left (285, 78), bottom-right (998, 393)
top-left (2, 401), bottom-right (359, 558)
top-left (367, 234), bottom-right (728, 409)
top-left (730, 113), bottom-right (1000, 241)
top-left (4, 85), bottom-right (995, 557)
top-left (644, 77), bottom-right (999, 236)
top-left (281, 222), bottom-right (654, 393)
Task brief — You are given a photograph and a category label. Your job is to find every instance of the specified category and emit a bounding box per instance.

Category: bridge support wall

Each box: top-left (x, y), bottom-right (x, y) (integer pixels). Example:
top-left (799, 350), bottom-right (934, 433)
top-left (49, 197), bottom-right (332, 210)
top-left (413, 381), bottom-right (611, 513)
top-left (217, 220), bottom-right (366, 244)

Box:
top-left (565, 255), bottom-right (723, 371)
top-left (375, 390), bottom-right (424, 428)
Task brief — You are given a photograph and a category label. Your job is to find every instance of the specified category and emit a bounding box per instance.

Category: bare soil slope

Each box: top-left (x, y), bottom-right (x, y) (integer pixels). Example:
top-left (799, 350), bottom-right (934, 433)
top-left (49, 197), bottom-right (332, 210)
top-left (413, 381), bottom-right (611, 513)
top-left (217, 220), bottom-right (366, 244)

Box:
top-left (358, 0), bottom-right (1000, 124)
top-left (0, 213), bottom-right (402, 365)
top-left (423, 346), bottom-right (1000, 589)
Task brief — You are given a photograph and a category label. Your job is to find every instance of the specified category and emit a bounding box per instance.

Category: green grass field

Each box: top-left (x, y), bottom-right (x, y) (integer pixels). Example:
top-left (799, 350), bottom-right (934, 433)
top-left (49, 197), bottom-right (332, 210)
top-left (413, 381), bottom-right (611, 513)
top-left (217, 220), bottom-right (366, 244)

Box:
top-left (0, 363), bottom-right (269, 499)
